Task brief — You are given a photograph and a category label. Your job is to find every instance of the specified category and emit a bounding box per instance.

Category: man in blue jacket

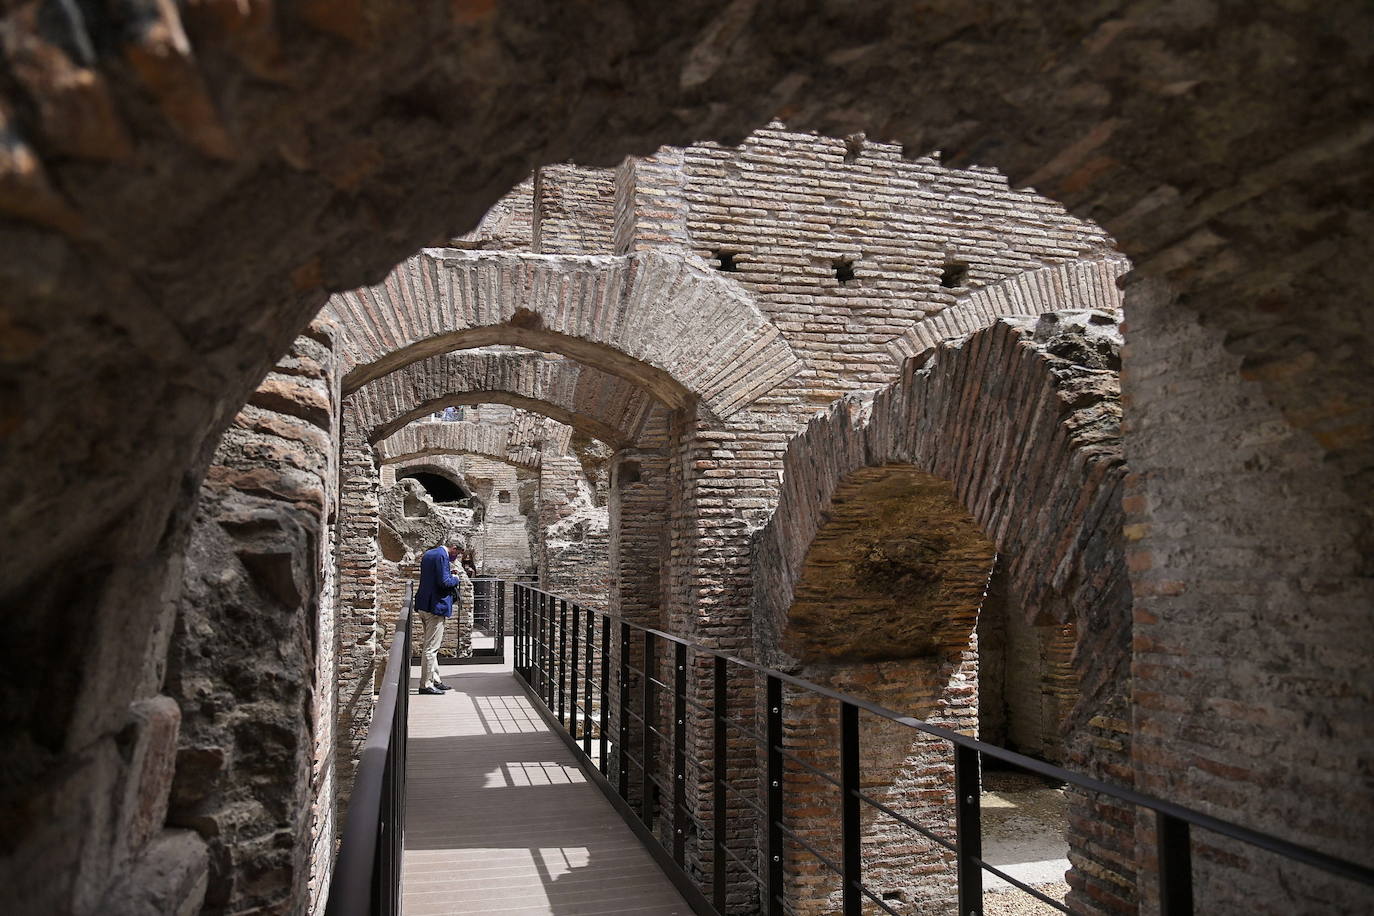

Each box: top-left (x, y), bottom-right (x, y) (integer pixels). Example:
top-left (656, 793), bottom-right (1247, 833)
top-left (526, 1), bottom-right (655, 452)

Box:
top-left (416, 540), bottom-right (462, 695)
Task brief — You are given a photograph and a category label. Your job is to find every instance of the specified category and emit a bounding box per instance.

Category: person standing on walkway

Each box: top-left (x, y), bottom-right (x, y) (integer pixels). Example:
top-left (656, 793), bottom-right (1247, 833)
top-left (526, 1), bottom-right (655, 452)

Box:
top-left (416, 539), bottom-right (462, 695)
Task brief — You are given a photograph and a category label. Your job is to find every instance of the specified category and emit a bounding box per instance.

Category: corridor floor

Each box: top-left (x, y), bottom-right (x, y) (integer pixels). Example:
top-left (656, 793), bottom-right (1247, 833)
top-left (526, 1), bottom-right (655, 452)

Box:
top-left (401, 657), bottom-right (692, 916)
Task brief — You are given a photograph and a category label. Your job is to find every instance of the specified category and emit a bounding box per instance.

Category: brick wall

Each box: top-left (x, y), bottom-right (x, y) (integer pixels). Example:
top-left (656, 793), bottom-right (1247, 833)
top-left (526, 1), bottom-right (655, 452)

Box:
top-left (754, 314), bottom-right (1131, 912)
top-left (166, 321), bottom-right (344, 914)
top-left (534, 164), bottom-right (617, 254)
top-left (1123, 279), bottom-right (1374, 912)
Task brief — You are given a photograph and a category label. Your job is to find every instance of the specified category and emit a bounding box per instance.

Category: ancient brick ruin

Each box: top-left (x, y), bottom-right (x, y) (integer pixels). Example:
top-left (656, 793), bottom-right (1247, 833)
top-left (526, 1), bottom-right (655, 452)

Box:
top-left (1, 4), bottom-right (1371, 915)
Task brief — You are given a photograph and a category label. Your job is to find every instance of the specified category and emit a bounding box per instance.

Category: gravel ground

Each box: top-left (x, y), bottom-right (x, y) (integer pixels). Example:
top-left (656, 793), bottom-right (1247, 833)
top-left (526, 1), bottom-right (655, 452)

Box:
top-left (985, 880), bottom-right (1070, 915)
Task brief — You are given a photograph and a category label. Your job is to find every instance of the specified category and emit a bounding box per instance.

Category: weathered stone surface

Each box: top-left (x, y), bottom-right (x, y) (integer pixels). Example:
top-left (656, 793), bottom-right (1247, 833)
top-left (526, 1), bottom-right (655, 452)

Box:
top-left (755, 313), bottom-right (1131, 912)
top-left (1, 11), bottom-right (1370, 909)
top-left (100, 829), bottom-right (208, 916)
top-left (326, 247), bottom-right (803, 418)
top-left (352, 348), bottom-right (660, 447)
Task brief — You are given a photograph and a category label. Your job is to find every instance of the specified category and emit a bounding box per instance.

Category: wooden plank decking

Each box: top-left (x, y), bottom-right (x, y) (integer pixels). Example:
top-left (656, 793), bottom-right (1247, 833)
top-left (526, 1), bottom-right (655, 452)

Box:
top-left (402, 658), bottom-right (692, 916)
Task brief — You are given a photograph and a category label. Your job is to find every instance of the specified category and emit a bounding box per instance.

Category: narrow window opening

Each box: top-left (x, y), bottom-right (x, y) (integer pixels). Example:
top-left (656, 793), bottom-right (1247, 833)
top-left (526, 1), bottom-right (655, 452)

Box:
top-left (940, 260), bottom-right (969, 289)
top-left (834, 259), bottom-right (857, 285)
top-left (713, 250), bottom-right (739, 272)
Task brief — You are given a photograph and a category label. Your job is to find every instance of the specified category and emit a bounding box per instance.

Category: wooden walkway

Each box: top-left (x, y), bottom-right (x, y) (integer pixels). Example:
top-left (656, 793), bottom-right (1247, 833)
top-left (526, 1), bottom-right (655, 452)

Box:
top-left (402, 656), bottom-right (692, 916)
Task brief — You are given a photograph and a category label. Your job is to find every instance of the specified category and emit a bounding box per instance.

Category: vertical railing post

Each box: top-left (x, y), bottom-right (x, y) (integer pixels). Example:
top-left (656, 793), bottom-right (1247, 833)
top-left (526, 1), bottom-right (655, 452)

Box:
top-left (496, 579), bottom-right (505, 663)
top-left (1158, 811), bottom-right (1195, 916)
top-left (542, 594), bottom-right (553, 707)
top-left (514, 585), bottom-right (523, 676)
top-left (618, 622), bottom-right (631, 799)
top-left (642, 630), bottom-right (657, 827)
top-left (713, 655), bottom-right (728, 914)
top-left (766, 675), bottom-right (784, 916)
top-left (533, 598), bottom-right (544, 708)
top-left (583, 609), bottom-right (594, 757)
top-left (840, 701), bottom-right (862, 916)
top-left (521, 586), bottom-right (529, 678)
top-left (955, 744), bottom-right (983, 916)
top-left (558, 599), bottom-right (569, 728)
top-left (599, 615), bottom-right (611, 773)
top-left (672, 641), bottom-right (687, 865)
top-left (569, 602), bottom-right (581, 741)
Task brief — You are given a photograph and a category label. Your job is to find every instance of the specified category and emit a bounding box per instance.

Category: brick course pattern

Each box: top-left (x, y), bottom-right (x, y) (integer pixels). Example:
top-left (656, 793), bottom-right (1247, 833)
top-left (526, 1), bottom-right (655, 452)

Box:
top-left (326, 248), bottom-right (803, 416)
top-left (166, 323), bottom-right (344, 915)
top-left (754, 313), bottom-right (1131, 912)
top-left (350, 348), bottom-right (658, 447)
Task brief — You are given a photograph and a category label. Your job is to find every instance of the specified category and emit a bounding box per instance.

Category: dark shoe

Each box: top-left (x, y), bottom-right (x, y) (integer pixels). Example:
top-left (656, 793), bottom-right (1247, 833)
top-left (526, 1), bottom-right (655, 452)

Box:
top-left (418, 686), bottom-right (443, 695)
top-left (436, 682), bottom-right (453, 691)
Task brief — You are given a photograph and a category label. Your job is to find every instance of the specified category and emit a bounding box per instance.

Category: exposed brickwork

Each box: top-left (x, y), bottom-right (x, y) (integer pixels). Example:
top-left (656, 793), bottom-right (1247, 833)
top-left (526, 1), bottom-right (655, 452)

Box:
top-left (534, 165), bottom-right (617, 255)
top-left (326, 248), bottom-right (803, 418)
top-left (755, 314), bottom-right (1131, 912)
top-left (351, 348), bottom-right (658, 447)
top-left (6, 7), bottom-right (1373, 916)
top-left (1123, 279), bottom-right (1374, 912)
top-left (681, 126), bottom-right (1119, 403)
top-left (334, 406), bottom-right (381, 802)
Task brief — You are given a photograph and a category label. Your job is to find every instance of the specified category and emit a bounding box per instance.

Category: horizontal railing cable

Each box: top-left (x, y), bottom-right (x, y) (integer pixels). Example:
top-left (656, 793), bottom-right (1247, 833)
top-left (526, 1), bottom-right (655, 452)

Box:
top-left (507, 579), bottom-right (1374, 916)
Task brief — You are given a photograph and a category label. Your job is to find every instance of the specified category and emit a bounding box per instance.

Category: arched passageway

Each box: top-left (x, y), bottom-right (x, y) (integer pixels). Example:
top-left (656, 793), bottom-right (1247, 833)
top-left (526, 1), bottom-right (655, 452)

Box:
top-left (755, 312), bottom-right (1130, 913)
top-left (2, 9), bottom-right (1370, 910)
top-left (327, 248), bottom-right (802, 418)
top-left (352, 349), bottom-right (662, 446)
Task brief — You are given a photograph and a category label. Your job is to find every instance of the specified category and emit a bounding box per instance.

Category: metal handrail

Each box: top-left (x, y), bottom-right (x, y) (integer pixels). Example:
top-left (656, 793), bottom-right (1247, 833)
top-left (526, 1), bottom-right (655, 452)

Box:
top-left (325, 583), bottom-right (413, 916)
top-left (507, 579), bottom-right (1374, 915)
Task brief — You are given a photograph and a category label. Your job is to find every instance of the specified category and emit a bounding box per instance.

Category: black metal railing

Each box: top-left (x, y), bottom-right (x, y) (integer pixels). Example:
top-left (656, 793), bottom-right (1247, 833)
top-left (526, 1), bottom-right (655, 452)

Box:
top-left (508, 581), bottom-right (1374, 916)
top-left (468, 576), bottom-right (507, 660)
top-left (325, 583), bottom-right (413, 916)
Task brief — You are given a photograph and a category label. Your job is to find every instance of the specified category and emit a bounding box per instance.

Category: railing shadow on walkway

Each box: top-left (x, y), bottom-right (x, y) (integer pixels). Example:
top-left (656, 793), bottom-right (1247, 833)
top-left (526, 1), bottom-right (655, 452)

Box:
top-left (402, 666), bottom-right (691, 916)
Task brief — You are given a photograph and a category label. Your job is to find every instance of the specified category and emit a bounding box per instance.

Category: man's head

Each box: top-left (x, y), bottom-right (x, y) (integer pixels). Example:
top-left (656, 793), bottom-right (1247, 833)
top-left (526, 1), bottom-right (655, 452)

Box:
top-left (444, 535), bottom-right (466, 560)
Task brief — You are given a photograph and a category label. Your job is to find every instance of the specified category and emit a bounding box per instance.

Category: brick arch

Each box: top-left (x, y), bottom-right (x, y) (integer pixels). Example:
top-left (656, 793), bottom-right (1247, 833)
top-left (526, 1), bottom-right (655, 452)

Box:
top-left (392, 463), bottom-right (475, 498)
top-left (755, 311), bottom-right (1130, 913)
top-left (376, 419), bottom-right (568, 471)
top-left (886, 256), bottom-right (1128, 365)
top-left (349, 349), bottom-right (658, 448)
top-left (327, 248), bottom-right (802, 418)
top-left (778, 464), bottom-right (997, 664)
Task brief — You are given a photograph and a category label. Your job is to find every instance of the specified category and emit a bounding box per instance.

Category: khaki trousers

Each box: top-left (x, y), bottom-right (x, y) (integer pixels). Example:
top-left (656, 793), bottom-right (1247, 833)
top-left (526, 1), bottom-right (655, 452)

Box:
top-left (420, 611), bottom-right (446, 688)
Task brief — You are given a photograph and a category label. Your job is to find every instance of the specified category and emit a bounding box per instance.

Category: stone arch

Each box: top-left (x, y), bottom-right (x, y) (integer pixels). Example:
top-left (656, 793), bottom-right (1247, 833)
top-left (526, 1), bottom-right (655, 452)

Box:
top-left (754, 311), bottom-right (1130, 913)
top-left (779, 465), bottom-right (997, 664)
top-left (350, 349), bottom-right (659, 448)
top-left (326, 248), bottom-right (802, 417)
top-left (758, 312), bottom-right (1127, 668)
top-left (375, 420), bottom-right (555, 471)
top-left (885, 256), bottom-right (1128, 365)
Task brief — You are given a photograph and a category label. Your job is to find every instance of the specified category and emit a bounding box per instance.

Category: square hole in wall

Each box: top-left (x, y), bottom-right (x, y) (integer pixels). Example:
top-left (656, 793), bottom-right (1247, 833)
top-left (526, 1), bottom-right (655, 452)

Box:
top-left (618, 460), bottom-right (642, 485)
top-left (498, 489), bottom-right (511, 504)
top-left (834, 258), bottom-right (857, 285)
top-left (940, 260), bottom-right (969, 288)
top-left (713, 250), bottom-right (740, 272)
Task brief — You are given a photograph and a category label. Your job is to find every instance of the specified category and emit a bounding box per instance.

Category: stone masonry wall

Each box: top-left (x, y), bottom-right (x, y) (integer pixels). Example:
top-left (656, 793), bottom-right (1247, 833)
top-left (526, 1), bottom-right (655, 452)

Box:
top-left (334, 406), bottom-right (381, 802)
top-left (166, 322), bottom-right (342, 915)
top-left (606, 128), bottom-right (1125, 908)
top-left (754, 314), bottom-right (1131, 912)
top-left (538, 452), bottom-right (611, 610)
top-left (681, 124), bottom-right (1119, 402)
top-left (1123, 279), bottom-right (1374, 913)
top-left (533, 164), bottom-right (617, 255)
